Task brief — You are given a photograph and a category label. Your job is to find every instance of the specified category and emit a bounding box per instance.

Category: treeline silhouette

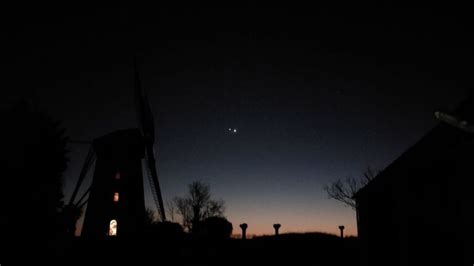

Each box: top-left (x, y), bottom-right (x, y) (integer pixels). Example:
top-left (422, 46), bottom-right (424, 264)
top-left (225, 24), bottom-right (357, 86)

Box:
top-left (62, 231), bottom-right (359, 266)
top-left (0, 101), bottom-right (70, 261)
top-left (0, 102), bottom-right (359, 265)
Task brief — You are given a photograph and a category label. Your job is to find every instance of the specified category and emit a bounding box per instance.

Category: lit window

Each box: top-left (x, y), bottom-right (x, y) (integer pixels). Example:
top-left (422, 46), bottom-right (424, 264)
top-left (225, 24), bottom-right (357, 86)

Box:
top-left (114, 192), bottom-right (119, 202)
top-left (115, 172), bottom-right (121, 180)
top-left (109, 220), bottom-right (117, 236)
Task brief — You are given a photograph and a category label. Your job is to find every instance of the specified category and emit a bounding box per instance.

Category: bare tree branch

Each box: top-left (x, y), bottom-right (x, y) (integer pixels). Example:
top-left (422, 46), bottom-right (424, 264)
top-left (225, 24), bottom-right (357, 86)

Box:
top-left (324, 167), bottom-right (378, 209)
top-left (173, 181), bottom-right (225, 232)
top-left (166, 199), bottom-right (176, 222)
top-left (362, 166), bottom-right (377, 186)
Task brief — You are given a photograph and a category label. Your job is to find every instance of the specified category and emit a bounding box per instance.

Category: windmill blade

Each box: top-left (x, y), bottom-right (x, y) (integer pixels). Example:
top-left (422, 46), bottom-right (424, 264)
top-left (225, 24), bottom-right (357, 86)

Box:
top-left (133, 57), bottom-right (155, 144)
top-left (75, 185), bottom-right (91, 209)
top-left (144, 146), bottom-right (167, 221)
top-left (69, 145), bottom-right (95, 206)
top-left (77, 199), bottom-right (89, 210)
top-left (133, 57), bottom-right (167, 221)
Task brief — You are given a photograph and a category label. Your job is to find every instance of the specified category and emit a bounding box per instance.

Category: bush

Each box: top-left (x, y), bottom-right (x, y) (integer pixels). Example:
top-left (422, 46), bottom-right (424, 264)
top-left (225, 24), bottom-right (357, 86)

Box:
top-left (195, 216), bottom-right (233, 240)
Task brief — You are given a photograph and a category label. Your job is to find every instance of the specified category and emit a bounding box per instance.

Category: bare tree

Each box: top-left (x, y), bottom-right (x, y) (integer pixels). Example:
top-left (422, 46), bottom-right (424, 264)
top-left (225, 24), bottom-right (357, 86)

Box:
top-left (166, 199), bottom-right (176, 222)
top-left (324, 167), bottom-right (378, 209)
top-left (173, 197), bottom-right (192, 231)
top-left (204, 198), bottom-right (225, 218)
top-left (143, 208), bottom-right (158, 232)
top-left (146, 208), bottom-right (158, 223)
top-left (173, 181), bottom-right (225, 232)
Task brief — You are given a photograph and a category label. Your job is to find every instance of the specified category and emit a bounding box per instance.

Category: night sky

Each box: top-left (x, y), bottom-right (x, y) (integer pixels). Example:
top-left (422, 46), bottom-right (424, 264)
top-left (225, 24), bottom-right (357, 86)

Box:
top-left (4, 4), bottom-right (472, 236)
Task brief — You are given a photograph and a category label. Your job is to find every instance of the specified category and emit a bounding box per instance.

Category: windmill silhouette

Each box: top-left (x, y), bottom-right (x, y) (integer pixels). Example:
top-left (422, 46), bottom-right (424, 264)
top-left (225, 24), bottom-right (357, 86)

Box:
top-left (67, 59), bottom-right (166, 238)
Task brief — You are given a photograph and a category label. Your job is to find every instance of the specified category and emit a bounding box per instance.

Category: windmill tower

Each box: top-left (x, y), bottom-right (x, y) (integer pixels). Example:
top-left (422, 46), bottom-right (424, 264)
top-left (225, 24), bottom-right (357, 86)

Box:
top-left (68, 60), bottom-right (166, 238)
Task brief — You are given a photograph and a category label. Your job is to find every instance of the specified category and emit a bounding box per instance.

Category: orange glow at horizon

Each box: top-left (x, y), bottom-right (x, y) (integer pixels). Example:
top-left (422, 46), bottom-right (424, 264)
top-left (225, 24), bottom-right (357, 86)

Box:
top-left (225, 219), bottom-right (357, 237)
top-left (223, 199), bottom-right (358, 237)
top-left (75, 221), bottom-right (357, 237)
top-left (75, 191), bottom-right (357, 237)
top-left (75, 210), bottom-right (357, 239)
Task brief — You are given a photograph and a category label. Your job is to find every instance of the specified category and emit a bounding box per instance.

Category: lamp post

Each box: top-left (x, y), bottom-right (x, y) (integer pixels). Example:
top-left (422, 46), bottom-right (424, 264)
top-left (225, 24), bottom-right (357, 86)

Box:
top-left (339, 225), bottom-right (345, 238)
top-left (273, 224), bottom-right (281, 236)
top-left (240, 223), bottom-right (248, 240)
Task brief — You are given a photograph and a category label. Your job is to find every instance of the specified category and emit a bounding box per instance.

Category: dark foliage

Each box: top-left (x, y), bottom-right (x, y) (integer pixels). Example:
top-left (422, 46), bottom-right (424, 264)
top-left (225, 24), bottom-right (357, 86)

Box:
top-left (145, 221), bottom-right (185, 240)
top-left (54, 232), bottom-right (359, 266)
top-left (0, 101), bottom-right (69, 254)
top-left (194, 216), bottom-right (233, 240)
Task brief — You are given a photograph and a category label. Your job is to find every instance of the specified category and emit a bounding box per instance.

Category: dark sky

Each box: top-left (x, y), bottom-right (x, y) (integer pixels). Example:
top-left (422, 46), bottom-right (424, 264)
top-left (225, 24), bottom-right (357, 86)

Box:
top-left (4, 4), bottom-right (472, 235)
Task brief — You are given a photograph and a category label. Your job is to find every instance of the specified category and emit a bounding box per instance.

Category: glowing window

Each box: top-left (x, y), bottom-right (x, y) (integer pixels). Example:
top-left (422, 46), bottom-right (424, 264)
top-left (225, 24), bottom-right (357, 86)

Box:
top-left (114, 192), bottom-right (119, 202)
top-left (109, 220), bottom-right (117, 236)
top-left (115, 171), bottom-right (121, 180)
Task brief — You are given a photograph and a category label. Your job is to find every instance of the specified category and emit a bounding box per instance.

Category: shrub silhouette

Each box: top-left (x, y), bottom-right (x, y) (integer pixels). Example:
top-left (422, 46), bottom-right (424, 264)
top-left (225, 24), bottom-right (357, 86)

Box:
top-left (0, 101), bottom-right (68, 255)
top-left (195, 216), bottom-right (233, 239)
top-left (146, 221), bottom-right (185, 240)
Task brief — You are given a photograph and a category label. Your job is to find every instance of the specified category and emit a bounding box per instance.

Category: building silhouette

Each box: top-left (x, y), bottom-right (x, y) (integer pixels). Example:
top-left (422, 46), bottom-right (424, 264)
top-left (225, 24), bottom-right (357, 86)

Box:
top-left (354, 98), bottom-right (474, 266)
top-left (72, 61), bottom-right (166, 238)
top-left (81, 129), bottom-right (146, 238)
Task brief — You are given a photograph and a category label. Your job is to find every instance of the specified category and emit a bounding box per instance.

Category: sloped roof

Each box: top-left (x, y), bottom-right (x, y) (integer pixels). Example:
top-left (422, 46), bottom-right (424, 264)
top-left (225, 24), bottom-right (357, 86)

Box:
top-left (354, 96), bottom-right (474, 198)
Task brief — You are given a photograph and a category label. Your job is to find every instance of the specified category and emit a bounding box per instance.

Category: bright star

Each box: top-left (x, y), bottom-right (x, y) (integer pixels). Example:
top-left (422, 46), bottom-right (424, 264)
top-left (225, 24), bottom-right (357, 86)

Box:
top-left (227, 128), bottom-right (238, 134)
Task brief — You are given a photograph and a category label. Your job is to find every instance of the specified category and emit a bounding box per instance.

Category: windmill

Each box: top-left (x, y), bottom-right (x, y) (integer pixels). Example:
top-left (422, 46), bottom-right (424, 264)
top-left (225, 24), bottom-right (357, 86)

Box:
top-left (67, 60), bottom-right (166, 238)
